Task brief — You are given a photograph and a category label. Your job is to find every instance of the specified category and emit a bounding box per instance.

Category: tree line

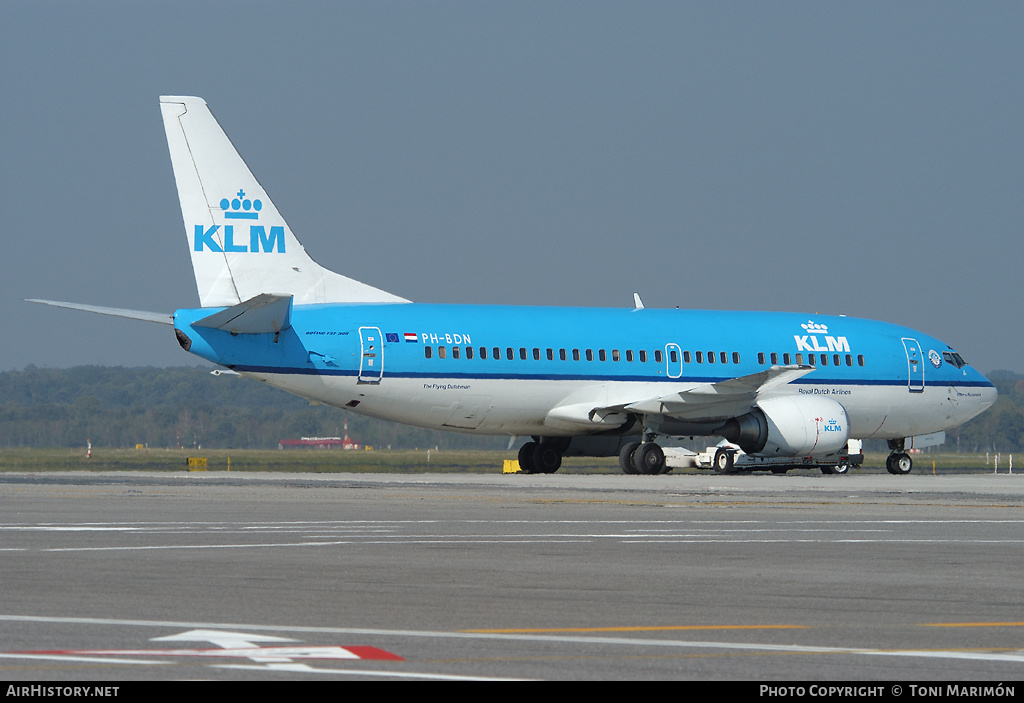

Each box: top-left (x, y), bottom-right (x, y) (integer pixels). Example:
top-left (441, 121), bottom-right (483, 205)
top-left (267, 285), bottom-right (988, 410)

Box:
top-left (0, 365), bottom-right (1021, 452)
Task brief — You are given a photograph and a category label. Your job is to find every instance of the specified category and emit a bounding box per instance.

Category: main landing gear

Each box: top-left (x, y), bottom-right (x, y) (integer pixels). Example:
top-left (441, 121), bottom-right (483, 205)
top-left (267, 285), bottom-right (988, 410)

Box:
top-left (885, 438), bottom-right (913, 475)
top-left (518, 439), bottom-right (564, 474)
top-left (618, 438), bottom-right (670, 475)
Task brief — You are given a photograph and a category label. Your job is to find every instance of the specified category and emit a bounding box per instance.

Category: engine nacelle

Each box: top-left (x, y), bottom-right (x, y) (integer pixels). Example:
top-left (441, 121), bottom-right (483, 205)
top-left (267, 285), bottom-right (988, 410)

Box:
top-left (720, 396), bottom-right (850, 458)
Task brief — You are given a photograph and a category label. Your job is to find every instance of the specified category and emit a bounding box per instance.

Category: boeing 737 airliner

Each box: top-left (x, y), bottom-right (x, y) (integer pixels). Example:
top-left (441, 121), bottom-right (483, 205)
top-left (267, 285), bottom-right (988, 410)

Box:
top-left (30, 96), bottom-right (997, 475)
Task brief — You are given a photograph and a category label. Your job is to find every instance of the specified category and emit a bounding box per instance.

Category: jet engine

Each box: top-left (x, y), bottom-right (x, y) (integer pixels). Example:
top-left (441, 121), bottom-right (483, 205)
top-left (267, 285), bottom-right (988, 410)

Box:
top-left (719, 396), bottom-right (850, 457)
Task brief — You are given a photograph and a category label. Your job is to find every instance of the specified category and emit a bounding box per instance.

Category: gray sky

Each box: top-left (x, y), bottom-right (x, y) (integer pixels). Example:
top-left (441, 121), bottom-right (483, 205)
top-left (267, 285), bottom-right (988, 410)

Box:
top-left (3, 2), bottom-right (1021, 374)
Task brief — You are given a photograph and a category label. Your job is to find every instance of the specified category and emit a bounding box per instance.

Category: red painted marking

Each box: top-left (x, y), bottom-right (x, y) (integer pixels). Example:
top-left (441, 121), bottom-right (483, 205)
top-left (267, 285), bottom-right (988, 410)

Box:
top-left (343, 646), bottom-right (405, 661)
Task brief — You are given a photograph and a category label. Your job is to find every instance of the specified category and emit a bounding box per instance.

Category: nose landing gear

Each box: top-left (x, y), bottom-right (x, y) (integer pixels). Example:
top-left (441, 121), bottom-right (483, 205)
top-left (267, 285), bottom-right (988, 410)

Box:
top-left (885, 438), bottom-right (913, 475)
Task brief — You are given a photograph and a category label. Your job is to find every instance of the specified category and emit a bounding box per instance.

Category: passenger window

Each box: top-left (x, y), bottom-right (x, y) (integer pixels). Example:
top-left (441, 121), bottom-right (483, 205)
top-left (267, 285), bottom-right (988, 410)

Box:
top-left (533, 348), bottom-right (540, 361)
top-left (655, 350), bottom-right (663, 363)
top-left (733, 352), bottom-right (740, 364)
top-left (819, 353), bottom-right (826, 366)
top-left (670, 350), bottom-right (678, 363)
top-left (639, 350), bottom-right (647, 363)
top-left (707, 351), bottom-right (715, 364)
top-left (506, 347), bottom-right (514, 360)
top-left (771, 352), bottom-right (778, 365)
top-left (833, 354), bottom-right (840, 366)
top-left (453, 346), bottom-right (460, 359)
top-left (758, 352), bottom-right (765, 365)
top-left (683, 351), bottom-right (691, 363)
top-left (466, 347), bottom-right (474, 359)
top-left (547, 348), bottom-right (554, 361)
top-left (573, 349), bottom-right (581, 361)
top-left (425, 346), bottom-right (432, 359)
top-left (586, 349), bottom-right (594, 361)
top-left (560, 349), bottom-right (567, 361)
top-left (783, 353), bottom-right (791, 365)
top-left (720, 352), bottom-right (727, 364)
top-left (519, 348), bottom-right (527, 360)
top-left (696, 351), bottom-right (703, 363)
top-left (625, 350), bottom-right (633, 362)
top-left (858, 355), bottom-right (865, 366)
top-left (439, 346), bottom-right (447, 359)
top-left (612, 349), bottom-right (620, 362)
top-left (479, 347), bottom-right (487, 359)
top-left (795, 353), bottom-right (803, 364)
top-left (599, 349), bottom-right (607, 362)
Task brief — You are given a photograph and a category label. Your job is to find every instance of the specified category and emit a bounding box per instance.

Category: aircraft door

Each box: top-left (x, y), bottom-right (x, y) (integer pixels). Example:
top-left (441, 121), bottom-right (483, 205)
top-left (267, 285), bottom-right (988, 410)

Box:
top-left (902, 337), bottom-right (924, 393)
top-left (358, 326), bottom-right (384, 384)
top-left (665, 343), bottom-right (683, 378)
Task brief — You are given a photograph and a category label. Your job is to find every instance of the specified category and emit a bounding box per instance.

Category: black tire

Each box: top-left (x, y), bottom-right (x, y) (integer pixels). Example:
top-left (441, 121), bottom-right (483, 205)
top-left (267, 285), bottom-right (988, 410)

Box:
top-left (714, 448), bottom-right (735, 474)
top-left (619, 442), bottom-right (640, 474)
top-left (820, 463), bottom-right (849, 475)
top-left (518, 441), bottom-right (537, 474)
top-left (632, 443), bottom-right (665, 475)
top-left (532, 441), bottom-right (562, 474)
top-left (892, 453), bottom-right (913, 475)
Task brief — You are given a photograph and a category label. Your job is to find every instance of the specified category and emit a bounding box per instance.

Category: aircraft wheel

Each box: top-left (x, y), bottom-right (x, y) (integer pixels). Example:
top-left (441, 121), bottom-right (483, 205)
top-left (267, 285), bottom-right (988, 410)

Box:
top-left (714, 448), bottom-right (736, 474)
top-left (518, 441), bottom-right (538, 474)
top-left (532, 441), bottom-right (562, 474)
top-left (632, 443), bottom-right (665, 475)
top-left (619, 442), bottom-right (640, 474)
top-left (891, 453), bottom-right (913, 475)
top-left (821, 463), bottom-right (849, 475)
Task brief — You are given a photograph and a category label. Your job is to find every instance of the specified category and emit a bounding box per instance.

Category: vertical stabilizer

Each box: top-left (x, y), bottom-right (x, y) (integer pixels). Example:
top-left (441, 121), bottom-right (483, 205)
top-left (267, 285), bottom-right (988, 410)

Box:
top-left (159, 96), bottom-right (409, 307)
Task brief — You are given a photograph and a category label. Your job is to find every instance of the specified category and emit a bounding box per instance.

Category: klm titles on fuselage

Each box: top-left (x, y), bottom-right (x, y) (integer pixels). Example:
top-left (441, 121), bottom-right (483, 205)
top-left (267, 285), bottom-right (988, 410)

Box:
top-left (794, 322), bottom-right (850, 353)
top-left (793, 334), bottom-right (850, 353)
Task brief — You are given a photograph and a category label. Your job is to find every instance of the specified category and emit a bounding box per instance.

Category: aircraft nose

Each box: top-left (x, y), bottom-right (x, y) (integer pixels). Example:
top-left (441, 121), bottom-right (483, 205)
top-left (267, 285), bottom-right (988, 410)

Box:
top-left (978, 381), bottom-right (998, 413)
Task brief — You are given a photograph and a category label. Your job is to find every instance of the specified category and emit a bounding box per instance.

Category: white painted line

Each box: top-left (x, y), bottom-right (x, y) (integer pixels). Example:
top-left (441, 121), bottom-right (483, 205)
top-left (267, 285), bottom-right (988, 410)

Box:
top-left (0, 652), bottom-right (168, 665)
top-left (211, 663), bottom-right (528, 680)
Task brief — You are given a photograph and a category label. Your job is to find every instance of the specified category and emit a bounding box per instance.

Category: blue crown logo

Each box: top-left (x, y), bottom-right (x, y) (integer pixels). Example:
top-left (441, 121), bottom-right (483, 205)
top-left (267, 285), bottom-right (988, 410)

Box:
top-left (221, 189), bottom-right (262, 220)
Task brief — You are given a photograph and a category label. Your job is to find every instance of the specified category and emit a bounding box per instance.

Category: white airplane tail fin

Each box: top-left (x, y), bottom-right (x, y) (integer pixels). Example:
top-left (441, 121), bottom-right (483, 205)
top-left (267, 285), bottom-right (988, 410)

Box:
top-left (159, 96), bottom-right (409, 308)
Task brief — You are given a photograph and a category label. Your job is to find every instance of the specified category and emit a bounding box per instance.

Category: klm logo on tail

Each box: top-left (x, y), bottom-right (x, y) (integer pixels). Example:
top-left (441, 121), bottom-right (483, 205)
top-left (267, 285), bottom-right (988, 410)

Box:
top-left (194, 189), bottom-right (285, 253)
top-left (221, 189), bottom-right (262, 219)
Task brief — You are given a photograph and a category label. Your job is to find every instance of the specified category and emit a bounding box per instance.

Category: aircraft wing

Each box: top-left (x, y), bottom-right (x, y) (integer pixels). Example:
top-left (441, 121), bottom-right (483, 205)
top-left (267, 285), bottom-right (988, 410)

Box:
top-left (26, 299), bottom-right (173, 325)
top-left (545, 365), bottom-right (815, 431)
top-left (623, 365), bottom-right (815, 419)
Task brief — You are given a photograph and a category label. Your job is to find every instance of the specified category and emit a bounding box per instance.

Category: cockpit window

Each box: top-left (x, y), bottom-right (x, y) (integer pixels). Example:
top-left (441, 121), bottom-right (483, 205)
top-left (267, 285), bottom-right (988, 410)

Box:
top-left (942, 351), bottom-right (967, 369)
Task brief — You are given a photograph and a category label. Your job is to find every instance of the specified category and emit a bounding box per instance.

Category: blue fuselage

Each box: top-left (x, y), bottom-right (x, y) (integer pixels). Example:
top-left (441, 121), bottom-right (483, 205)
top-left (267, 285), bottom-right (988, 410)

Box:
top-left (173, 304), bottom-right (996, 440)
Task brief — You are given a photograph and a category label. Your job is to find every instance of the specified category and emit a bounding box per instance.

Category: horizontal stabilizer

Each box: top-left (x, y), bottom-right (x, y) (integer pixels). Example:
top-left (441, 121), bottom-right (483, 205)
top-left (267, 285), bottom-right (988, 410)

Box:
top-left (193, 293), bottom-right (293, 334)
top-left (27, 299), bottom-right (173, 325)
